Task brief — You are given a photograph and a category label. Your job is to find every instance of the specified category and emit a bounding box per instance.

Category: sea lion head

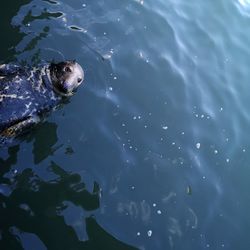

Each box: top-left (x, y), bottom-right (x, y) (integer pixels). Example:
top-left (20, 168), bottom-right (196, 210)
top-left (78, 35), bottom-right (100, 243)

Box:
top-left (50, 60), bottom-right (84, 96)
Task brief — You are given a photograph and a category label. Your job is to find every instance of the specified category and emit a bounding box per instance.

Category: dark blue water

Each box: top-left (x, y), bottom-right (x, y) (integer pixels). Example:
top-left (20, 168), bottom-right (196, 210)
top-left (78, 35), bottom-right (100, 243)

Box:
top-left (1, 0), bottom-right (250, 249)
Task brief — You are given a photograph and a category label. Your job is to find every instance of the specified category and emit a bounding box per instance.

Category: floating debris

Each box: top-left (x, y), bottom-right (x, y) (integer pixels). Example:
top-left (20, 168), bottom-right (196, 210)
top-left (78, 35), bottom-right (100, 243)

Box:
top-left (147, 230), bottom-right (152, 237)
top-left (186, 185), bottom-right (192, 195)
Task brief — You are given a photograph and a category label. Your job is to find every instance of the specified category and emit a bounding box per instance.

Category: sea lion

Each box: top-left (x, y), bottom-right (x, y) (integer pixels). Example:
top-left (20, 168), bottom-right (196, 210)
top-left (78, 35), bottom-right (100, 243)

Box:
top-left (0, 60), bottom-right (84, 143)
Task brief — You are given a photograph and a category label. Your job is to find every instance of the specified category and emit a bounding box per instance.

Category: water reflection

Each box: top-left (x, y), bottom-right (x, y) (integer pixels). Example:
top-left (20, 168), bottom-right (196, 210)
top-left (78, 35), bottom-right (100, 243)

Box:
top-left (0, 145), bottom-right (19, 184)
top-left (28, 122), bottom-right (59, 164)
top-left (0, 122), bottom-right (137, 249)
top-left (0, 0), bottom-right (31, 61)
top-left (0, 153), bottom-right (137, 249)
top-left (1, 0), bottom-right (67, 64)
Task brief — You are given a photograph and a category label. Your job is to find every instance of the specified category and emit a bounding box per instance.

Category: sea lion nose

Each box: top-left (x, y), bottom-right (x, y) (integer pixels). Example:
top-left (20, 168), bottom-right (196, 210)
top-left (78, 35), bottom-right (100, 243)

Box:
top-left (63, 81), bottom-right (71, 91)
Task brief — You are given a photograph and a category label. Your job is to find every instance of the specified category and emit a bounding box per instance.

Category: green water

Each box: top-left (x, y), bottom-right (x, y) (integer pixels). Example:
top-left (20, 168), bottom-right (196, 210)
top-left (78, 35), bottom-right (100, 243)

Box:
top-left (1, 0), bottom-right (250, 249)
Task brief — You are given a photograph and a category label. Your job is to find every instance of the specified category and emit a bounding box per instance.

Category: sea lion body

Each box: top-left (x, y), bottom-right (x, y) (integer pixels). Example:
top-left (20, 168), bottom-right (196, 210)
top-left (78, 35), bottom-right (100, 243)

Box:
top-left (0, 61), bottom-right (84, 142)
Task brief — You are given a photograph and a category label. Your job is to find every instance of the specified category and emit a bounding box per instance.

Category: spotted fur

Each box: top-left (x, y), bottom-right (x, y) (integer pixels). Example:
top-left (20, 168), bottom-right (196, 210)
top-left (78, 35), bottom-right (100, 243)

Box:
top-left (0, 61), bottom-right (84, 142)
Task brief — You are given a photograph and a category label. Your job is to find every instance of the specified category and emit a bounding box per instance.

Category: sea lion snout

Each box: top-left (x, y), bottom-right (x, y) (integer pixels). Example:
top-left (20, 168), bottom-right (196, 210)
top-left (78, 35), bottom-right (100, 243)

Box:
top-left (50, 60), bottom-right (84, 96)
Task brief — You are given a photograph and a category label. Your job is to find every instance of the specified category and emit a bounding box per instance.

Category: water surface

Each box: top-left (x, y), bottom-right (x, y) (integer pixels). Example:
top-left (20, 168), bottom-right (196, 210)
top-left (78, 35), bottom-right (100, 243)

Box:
top-left (1, 0), bottom-right (250, 249)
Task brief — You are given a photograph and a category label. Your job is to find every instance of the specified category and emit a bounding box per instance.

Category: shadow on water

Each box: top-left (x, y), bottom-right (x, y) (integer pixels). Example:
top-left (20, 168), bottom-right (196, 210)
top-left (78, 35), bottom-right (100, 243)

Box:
top-left (0, 150), bottom-right (138, 250)
top-left (0, 0), bottom-right (64, 64)
top-left (0, 120), bottom-right (138, 250)
top-left (26, 122), bottom-right (60, 164)
top-left (0, 0), bottom-right (31, 61)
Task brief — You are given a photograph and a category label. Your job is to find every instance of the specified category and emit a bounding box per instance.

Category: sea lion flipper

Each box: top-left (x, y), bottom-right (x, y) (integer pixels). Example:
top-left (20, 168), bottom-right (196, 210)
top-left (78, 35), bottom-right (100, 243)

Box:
top-left (0, 115), bottom-right (40, 138)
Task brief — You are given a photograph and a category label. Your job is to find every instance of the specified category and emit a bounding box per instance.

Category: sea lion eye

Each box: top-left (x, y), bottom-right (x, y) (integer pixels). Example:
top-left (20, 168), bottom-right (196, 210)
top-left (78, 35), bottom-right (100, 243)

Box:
top-left (77, 78), bottom-right (82, 83)
top-left (64, 66), bottom-right (72, 73)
